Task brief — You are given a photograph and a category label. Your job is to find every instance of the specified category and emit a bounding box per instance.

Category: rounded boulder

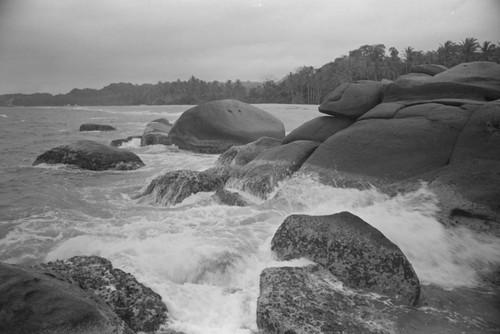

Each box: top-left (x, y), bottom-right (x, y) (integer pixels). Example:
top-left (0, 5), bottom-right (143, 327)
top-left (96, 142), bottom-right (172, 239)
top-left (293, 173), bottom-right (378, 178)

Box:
top-left (167, 99), bottom-right (285, 153)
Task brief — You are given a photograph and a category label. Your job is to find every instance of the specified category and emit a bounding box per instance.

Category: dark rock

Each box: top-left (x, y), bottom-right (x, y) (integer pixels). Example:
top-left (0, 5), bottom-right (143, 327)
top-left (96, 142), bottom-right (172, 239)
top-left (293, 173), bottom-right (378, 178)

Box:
top-left (167, 99), bottom-right (285, 153)
top-left (384, 62), bottom-right (500, 103)
top-left (0, 262), bottom-right (131, 334)
top-left (226, 140), bottom-right (319, 198)
top-left (449, 100), bottom-right (500, 164)
top-left (358, 102), bottom-right (406, 120)
top-left (217, 136), bottom-right (282, 166)
top-left (282, 116), bottom-right (354, 144)
top-left (110, 135), bottom-right (142, 147)
top-left (33, 140), bottom-right (145, 171)
top-left (271, 212), bottom-right (420, 306)
top-left (301, 103), bottom-right (473, 185)
top-left (410, 64), bottom-right (448, 76)
top-left (257, 265), bottom-right (392, 334)
top-left (38, 256), bottom-right (167, 333)
top-left (213, 188), bottom-right (248, 206)
top-left (80, 123), bottom-right (116, 131)
top-left (136, 169), bottom-right (227, 206)
top-left (141, 118), bottom-right (173, 146)
top-left (319, 81), bottom-right (386, 119)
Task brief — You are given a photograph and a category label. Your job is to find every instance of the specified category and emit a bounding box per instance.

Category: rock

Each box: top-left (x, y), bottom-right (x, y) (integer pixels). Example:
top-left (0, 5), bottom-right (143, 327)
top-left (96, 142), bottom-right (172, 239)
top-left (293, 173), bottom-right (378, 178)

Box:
top-left (410, 64), bottom-right (448, 76)
top-left (282, 116), bottom-right (354, 144)
top-left (38, 256), bottom-right (168, 333)
top-left (226, 140), bottom-right (319, 198)
top-left (393, 73), bottom-right (432, 86)
top-left (110, 135), bottom-right (142, 147)
top-left (33, 140), bottom-right (145, 171)
top-left (80, 123), bottom-right (116, 131)
top-left (358, 102), bottom-right (406, 120)
top-left (217, 136), bottom-right (282, 166)
top-left (167, 99), bottom-right (285, 153)
top-left (136, 169), bottom-right (227, 206)
top-left (213, 188), bottom-right (248, 206)
top-left (257, 265), bottom-right (393, 334)
top-left (383, 62), bottom-right (500, 103)
top-left (141, 118), bottom-right (173, 146)
top-left (301, 103), bottom-right (474, 185)
top-left (271, 212), bottom-right (420, 306)
top-left (449, 100), bottom-right (500, 164)
top-left (0, 262), bottom-right (131, 334)
top-left (319, 81), bottom-right (386, 119)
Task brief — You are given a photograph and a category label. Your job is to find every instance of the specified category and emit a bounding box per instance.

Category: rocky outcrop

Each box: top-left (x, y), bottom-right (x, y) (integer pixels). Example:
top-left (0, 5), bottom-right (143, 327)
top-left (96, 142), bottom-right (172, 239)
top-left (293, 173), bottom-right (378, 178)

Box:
top-left (141, 118), bottom-right (173, 146)
top-left (257, 265), bottom-right (393, 334)
top-left (135, 169), bottom-right (228, 206)
top-left (410, 64), bottom-right (447, 76)
top-left (0, 262), bottom-right (132, 334)
top-left (226, 140), bottom-right (319, 198)
top-left (282, 116), bottom-right (354, 144)
top-left (80, 123), bottom-right (116, 131)
top-left (384, 62), bottom-right (500, 102)
top-left (271, 212), bottom-right (420, 306)
top-left (111, 135), bottom-right (142, 147)
top-left (167, 99), bottom-right (285, 153)
top-left (319, 81), bottom-right (386, 119)
top-left (38, 256), bottom-right (167, 333)
top-left (302, 102), bottom-right (477, 186)
top-left (217, 136), bottom-right (282, 166)
top-left (33, 140), bottom-right (145, 171)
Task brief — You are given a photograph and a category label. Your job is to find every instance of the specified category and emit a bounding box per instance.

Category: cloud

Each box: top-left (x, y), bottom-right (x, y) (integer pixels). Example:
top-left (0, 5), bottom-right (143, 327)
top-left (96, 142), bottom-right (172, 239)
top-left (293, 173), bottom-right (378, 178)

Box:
top-left (0, 0), bottom-right (499, 94)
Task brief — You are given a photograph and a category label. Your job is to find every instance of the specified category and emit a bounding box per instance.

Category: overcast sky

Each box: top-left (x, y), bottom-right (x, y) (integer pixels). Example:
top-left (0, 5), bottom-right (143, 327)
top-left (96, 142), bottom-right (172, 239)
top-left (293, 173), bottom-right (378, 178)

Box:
top-left (0, 0), bottom-right (499, 94)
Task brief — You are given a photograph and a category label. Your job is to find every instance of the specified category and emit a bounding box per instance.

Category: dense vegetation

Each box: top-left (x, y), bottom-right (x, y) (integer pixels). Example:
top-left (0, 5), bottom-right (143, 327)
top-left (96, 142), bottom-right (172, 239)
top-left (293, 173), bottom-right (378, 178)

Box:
top-left (2, 37), bottom-right (499, 107)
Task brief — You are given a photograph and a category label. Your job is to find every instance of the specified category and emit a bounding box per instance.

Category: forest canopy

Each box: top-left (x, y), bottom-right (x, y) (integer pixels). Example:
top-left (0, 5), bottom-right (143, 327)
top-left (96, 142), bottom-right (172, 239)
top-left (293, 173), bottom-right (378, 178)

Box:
top-left (2, 37), bottom-right (499, 107)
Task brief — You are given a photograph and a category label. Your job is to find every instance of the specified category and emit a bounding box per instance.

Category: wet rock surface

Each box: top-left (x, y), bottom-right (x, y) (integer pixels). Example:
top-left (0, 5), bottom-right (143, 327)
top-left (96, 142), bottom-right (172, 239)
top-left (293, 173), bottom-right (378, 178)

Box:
top-left (141, 118), bottom-right (173, 146)
top-left (39, 256), bottom-right (168, 333)
top-left (33, 140), bottom-right (145, 171)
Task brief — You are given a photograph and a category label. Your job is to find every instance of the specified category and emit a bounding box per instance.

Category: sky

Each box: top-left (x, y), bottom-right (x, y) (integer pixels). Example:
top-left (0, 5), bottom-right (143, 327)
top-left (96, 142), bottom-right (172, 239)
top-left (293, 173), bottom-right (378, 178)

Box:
top-left (0, 0), bottom-right (499, 94)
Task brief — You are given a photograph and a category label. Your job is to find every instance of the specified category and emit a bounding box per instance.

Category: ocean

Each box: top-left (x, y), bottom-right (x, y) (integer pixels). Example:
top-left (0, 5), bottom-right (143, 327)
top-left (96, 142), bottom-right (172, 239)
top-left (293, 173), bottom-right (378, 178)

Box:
top-left (1, 104), bottom-right (499, 333)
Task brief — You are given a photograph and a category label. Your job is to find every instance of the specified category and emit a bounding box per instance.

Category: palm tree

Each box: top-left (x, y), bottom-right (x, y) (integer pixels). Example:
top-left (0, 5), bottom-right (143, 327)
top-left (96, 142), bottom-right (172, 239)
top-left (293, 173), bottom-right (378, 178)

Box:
top-left (403, 46), bottom-right (414, 74)
top-left (459, 37), bottom-right (479, 62)
top-left (438, 40), bottom-right (458, 67)
top-left (479, 41), bottom-right (496, 61)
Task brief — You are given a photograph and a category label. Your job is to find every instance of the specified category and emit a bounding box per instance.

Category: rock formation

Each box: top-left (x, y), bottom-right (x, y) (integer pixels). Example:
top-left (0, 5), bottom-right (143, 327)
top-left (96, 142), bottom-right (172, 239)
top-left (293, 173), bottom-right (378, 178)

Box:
top-left (167, 99), bottom-right (285, 153)
top-left (33, 140), bottom-right (145, 171)
top-left (80, 123), bottom-right (116, 131)
top-left (141, 118), bottom-right (173, 146)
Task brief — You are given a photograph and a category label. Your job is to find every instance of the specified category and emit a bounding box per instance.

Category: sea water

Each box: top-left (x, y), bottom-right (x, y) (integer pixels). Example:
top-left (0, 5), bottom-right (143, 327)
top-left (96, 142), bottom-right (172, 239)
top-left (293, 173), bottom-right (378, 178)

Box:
top-left (0, 105), bottom-right (499, 333)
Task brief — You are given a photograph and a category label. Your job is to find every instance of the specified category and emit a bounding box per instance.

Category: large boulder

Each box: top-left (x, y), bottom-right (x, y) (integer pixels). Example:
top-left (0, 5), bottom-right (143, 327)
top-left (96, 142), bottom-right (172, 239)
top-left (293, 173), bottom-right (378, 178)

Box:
top-left (226, 140), bottom-right (319, 198)
top-left (217, 136), bottom-right (282, 166)
top-left (0, 262), bottom-right (131, 334)
top-left (39, 256), bottom-right (168, 333)
top-left (257, 265), bottom-right (392, 334)
top-left (384, 62), bottom-right (500, 103)
top-left (319, 81), bottom-right (386, 119)
top-left (282, 116), bottom-right (354, 144)
top-left (167, 99), bottom-right (285, 153)
top-left (410, 64), bottom-right (447, 76)
top-left (141, 118), bottom-right (173, 146)
top-left (33, 140), bottom-right (145, 171)
top-left (301, 102), bottom-right (475, 185)
top-left (271, 212), bottom-right (420, 306)
top-left (80, 123), bottom-right (116, 131)
top-left (135, 168), bottom-right (228, 206)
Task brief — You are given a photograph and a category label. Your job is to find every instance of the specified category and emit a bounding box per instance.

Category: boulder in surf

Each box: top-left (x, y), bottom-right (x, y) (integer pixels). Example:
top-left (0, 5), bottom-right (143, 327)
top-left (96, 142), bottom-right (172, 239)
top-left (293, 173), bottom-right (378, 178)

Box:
top-left (141, 118), bottom-right (173, 146)
top-left (79, 123), bottom-right (116, 131)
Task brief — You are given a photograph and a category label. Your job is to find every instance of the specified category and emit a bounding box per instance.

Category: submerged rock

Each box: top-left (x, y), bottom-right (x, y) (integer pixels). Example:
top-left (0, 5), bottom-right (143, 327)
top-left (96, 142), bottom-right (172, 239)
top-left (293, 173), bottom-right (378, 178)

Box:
top-left (226, 140), bottom-right (319, 198)
top-left (319, 81), bottom-right (386, 119)
top-left (136, 169), bottom-right (227, 206)
top-left (217, 136), bottom-right (282, 166)
top-left (167, 99), bottom-right (285, 153)
top-left (0, 262), bottom-right (131, 334)
top-left (271, 212), bottom-right (420, 306)
top-left (80, 123), bottom-right (116, 131)
top-left (33, 140), bottom-right (145, 171)
top-left (39, 256), bottom-right (168, 333)
top-left (141, 118), bottom-right (173, 146)
top-left (213, 188), bottom-right (248, 206)
top-left (111, 135), bottom-right (142, 147)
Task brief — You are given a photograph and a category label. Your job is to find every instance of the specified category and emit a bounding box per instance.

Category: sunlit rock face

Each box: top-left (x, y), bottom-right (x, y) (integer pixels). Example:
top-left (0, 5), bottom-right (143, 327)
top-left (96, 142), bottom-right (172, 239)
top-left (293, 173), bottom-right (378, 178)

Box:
top-left (167, 99), bottom-right (285, 153)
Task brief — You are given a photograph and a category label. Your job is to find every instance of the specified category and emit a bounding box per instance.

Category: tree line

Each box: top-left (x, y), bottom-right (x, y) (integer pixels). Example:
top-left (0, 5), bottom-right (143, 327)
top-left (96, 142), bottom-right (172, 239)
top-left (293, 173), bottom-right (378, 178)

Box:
top-left (2, 37), bottom-right (499, 107)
